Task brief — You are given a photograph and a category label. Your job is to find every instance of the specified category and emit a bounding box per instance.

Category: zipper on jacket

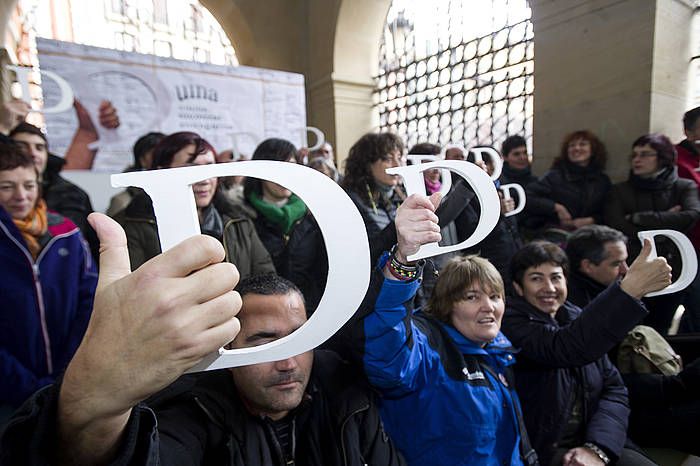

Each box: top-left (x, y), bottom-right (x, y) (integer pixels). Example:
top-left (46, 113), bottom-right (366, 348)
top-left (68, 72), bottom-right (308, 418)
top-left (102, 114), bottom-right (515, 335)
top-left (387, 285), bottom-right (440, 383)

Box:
top-left (262, 416), bottom-right (296, 465)
top-left (0, 221), bottom-right (74, 375)
top-left (31, 263), bottom-right (53, 374)
top-left (339, 403), bottom-right (370, 466)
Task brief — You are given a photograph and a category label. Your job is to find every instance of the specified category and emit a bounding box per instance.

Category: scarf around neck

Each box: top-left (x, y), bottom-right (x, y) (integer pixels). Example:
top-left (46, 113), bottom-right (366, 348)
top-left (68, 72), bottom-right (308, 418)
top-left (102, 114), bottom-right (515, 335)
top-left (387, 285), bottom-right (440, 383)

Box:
top-left (248, 192), bottom-right (307, 234)
top-left (424, 177), bottom-right (442, 195)
top-left (13, 199), bottom-right (48, 260)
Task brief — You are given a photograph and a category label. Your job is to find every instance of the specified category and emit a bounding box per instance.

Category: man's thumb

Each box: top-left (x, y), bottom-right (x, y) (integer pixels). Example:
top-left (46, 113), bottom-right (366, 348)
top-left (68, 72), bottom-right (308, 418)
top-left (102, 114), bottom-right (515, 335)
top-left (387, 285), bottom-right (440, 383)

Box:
top-left (639, 238), bottom-right (653, 260)
top-left (428, 191), bottom-right (442, 211)
top-left (88, 213), bottom-right (131, 289)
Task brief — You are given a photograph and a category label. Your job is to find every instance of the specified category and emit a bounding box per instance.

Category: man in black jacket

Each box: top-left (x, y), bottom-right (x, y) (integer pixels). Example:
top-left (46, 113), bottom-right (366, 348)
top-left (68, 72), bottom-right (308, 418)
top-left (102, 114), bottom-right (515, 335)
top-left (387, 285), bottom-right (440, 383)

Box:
top-left (565, 225), bottom-right (629, 308)
top-left (566, 225), bottom-right (700, 456)
top-left (0, 221), bottom-right (403, 466)
top-left (9, 122), bottom-right (98, 258)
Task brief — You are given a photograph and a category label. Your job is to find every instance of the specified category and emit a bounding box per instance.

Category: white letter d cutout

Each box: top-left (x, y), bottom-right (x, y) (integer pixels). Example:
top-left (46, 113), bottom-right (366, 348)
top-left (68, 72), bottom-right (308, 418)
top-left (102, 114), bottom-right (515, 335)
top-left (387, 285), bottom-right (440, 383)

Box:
top-left (112, 161), bottom-right (370, 371)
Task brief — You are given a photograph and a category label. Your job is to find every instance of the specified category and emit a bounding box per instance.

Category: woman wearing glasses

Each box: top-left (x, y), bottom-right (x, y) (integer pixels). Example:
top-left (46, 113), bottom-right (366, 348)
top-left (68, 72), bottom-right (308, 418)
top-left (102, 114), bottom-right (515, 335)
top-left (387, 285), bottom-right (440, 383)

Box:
top-left (604, 133), bottom-right (700, 333)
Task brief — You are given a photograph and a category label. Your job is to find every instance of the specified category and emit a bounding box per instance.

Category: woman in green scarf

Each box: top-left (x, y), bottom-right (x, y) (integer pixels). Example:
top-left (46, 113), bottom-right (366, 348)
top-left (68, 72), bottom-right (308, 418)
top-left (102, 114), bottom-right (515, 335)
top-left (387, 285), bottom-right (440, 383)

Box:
top-left (244, 138), bottom-right (328, 314)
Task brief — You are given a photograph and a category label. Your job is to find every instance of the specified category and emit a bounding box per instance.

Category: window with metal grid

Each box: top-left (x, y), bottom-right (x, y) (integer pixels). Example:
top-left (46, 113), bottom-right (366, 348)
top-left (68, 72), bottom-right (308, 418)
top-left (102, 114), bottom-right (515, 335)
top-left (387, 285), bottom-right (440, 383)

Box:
top-left (376, 0), bottom-right (533, 152)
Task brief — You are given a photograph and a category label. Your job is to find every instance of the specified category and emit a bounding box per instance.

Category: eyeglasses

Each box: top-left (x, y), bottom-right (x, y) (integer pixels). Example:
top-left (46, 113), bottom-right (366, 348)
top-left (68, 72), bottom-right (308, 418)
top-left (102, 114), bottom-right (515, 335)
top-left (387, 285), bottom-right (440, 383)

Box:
top-left (630, 151), bottom-right (657, 159)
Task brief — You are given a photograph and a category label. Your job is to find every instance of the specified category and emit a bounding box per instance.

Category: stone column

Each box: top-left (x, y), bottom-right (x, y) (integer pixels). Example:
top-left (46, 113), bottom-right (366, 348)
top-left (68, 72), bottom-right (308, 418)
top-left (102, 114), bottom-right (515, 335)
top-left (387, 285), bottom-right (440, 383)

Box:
top-left (530, 0), bottom-right (693, 181)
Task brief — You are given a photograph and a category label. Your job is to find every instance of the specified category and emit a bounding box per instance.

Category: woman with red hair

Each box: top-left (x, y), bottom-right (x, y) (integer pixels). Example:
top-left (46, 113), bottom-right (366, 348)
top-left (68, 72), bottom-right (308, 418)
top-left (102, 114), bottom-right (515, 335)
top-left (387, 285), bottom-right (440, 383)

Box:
top-left (114, 131), bottom-right (274, 279)
top-left (524, 130), bottom-right (611, 235)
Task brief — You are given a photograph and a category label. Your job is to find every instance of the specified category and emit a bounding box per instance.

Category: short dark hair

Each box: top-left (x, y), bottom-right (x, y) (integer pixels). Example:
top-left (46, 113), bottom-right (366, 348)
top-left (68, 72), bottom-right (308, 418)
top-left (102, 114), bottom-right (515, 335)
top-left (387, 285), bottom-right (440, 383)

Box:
top-left (566, 225), bottom-right (628, 271)
top-left (151, 131), bottom-right (216, 169)
top-left (243, 138), bottom-right (297, 199)
top-left (9, 122), bottom-right (48, 148)
top-left (553, 130), bottom-right (607, 170)
top-left (631, 133), bottom-right (677, 169)
top-left (683, 106), bottom-right (700, 131)
top-left (133, 132), bottom-right (165, 169)
top-left (341, 132), bottom-right (404, 201)
top-left (501, 135), bottom-right (527, 158)
top-left (0, 143), bottom-right (36, 172)
top-left (237, 274), bottom-right (304, 303)
top-left (408, 142), bottom-right (441, 155)
top-left (510, 241), bottom-right (569, 287)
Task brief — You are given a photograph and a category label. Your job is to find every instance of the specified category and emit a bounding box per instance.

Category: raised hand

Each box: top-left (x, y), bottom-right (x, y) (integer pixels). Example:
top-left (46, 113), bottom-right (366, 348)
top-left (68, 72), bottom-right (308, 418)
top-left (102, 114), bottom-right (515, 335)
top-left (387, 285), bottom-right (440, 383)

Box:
top-left (57, 213), bottom-right (241, 464)
top-left (394, 192), bottom-right (442, 263)
top-left (620, 238), bottom-right (673, 299)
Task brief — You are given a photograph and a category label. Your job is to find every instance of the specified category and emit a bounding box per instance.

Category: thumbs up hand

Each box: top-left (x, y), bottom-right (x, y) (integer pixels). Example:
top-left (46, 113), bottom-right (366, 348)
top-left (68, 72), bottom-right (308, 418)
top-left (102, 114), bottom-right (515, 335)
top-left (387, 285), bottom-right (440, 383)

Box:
top-left (620, 238), bottom-right (673, 299)
top-left (58, 213), bottom-right (241, 463)
top-left (394, 193), bottom-right (442, 264)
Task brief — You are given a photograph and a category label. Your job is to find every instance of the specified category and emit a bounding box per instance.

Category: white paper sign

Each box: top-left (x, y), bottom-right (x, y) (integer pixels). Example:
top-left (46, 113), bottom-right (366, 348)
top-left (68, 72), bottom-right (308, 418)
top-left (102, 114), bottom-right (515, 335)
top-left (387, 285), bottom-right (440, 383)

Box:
top-left (34, 38), bottom-right (308, 172)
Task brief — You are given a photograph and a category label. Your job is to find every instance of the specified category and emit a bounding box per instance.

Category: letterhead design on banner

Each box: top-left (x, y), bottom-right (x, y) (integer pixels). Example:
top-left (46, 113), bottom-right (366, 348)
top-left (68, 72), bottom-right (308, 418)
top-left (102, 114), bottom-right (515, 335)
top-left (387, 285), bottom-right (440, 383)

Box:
top-left (36, 38), bottom-right (307, 172)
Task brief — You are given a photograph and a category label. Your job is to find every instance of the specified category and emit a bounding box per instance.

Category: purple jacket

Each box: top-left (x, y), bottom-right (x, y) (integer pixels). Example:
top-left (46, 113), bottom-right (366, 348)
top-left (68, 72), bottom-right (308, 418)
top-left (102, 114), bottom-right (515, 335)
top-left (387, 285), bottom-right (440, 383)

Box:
top-left (0, 207), bottom-right (97, 408)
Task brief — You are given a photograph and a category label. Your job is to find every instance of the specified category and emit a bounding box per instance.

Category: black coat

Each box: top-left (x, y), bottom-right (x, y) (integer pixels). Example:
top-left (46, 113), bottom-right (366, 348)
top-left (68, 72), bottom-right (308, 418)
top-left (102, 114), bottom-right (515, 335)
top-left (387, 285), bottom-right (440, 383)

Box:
top-left (502, 285), bottom-right (648, 464)
top-left (245, 203), bottom-right (328, 314)
top-left (604, 167), bottom-right (700, 277)
top-left (565, 270), bottom-right (700, 454)
top-left (0, 352), bottom-right (405, 466)
top-left (43, 154), bottom-right (98, 259)
top-left (524, 161), bottom-right (611, 230)
top-left (566, 270), bottom-right (607, 309)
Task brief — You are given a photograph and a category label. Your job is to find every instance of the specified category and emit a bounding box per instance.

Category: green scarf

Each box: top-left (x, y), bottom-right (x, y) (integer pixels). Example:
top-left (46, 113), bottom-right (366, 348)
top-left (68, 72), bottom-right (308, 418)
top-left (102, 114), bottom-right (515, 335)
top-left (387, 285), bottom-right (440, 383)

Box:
top-left (248, 192), bottom-right (307, 234)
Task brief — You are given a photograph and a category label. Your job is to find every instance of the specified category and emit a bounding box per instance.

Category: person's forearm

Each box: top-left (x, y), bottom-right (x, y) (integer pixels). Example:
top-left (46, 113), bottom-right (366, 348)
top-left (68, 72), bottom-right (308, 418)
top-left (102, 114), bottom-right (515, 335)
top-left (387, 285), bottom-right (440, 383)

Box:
top-left (63, 129), bottom-right (98, 170)
top-left (57, 404), bottom-right (130, 465)
top-left (56, 359), bottom-right (132, 465)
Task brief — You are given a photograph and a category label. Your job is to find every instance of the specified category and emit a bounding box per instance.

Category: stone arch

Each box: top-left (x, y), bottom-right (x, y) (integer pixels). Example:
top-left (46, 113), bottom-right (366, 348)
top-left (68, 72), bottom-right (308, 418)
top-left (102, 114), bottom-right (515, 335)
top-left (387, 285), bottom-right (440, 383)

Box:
top-left (199, 0), bottom-right (256, 67)
top-left (329, 0), bottom-right (391, 163)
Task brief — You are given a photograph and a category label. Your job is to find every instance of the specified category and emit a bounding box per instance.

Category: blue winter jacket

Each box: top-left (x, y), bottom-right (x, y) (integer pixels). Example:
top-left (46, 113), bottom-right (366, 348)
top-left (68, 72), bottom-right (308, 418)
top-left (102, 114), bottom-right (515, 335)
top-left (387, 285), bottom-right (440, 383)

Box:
top-left (0, 207), bottom-right (97, 408)
top-left (363, 273), bottom-right (530, 466)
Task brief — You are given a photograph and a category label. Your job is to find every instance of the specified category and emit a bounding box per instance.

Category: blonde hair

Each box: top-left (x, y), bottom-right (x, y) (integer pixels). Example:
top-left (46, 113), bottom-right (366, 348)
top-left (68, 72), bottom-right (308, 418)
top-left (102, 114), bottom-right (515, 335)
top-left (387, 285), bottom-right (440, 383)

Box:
top-left (425, 255), bottom-right (504, 323)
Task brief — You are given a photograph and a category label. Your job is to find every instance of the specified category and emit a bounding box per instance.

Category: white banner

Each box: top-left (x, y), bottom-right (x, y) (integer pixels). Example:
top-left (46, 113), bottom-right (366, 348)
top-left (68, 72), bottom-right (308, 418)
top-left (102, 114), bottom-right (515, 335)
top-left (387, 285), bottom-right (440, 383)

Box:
top-left (36, 38), bottom-right (307, 172)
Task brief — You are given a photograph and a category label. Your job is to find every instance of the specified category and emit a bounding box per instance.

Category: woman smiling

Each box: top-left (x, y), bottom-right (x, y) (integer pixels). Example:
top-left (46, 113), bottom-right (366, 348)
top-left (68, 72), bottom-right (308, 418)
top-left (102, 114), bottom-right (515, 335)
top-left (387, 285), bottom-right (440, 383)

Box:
top-left (0, 144), bottom-right (96, 418)
top-left (361, 194), bottom-right (536, 466)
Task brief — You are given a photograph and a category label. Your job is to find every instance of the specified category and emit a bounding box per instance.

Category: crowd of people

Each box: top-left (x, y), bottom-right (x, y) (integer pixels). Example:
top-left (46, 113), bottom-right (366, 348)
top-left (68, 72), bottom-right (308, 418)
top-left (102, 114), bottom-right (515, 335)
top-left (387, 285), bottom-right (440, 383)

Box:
top-left (1, 97), bottom-right (700, 465)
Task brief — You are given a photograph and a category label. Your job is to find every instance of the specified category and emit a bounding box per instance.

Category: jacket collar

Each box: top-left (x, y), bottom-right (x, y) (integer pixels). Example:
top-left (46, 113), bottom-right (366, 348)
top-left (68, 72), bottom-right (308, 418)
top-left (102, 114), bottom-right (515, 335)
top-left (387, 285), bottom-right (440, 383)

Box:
top-left (440, 322), bottom-right (517, 357)
top-left (679, 139), bottom-right (699, 157)
top-left (507, 294), bottom-right (580, 327)
top-left (569, 270), bottom-right (607, 297)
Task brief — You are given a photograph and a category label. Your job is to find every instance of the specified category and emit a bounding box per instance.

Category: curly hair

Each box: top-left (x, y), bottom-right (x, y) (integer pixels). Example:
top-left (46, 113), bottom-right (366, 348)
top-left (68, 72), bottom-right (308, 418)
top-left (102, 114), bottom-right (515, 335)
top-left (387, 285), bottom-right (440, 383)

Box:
top-left (341, 132), bottom-right (404, 202)
top-left (552, 130), bottom-right (607, 170)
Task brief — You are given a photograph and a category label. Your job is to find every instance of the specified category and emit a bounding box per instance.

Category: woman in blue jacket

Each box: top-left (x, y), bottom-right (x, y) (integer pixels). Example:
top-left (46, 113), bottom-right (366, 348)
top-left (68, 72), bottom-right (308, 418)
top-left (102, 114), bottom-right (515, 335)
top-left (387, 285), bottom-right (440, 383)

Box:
top-left (0, 144), bottom-right (97, 418)
top-left (362, 194), bottom-right (537, 466)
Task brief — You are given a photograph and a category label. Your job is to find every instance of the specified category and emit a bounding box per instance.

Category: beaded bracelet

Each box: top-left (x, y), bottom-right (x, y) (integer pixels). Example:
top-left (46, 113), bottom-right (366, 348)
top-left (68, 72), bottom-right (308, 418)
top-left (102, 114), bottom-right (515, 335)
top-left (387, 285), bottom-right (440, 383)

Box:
top-left (583, 442), bottom-right (610, 465)
top-left (388, 245), bottom-right (418, 281)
